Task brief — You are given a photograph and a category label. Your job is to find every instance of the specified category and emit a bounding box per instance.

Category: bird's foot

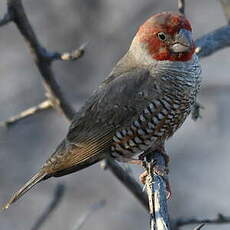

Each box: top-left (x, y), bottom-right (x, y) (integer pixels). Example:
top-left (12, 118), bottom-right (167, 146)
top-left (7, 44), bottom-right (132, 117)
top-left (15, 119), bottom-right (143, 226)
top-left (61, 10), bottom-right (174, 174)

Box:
top-left (138, 147), bottom-right (170, 166)
top-left (139, 163), bottom-right (172, 199)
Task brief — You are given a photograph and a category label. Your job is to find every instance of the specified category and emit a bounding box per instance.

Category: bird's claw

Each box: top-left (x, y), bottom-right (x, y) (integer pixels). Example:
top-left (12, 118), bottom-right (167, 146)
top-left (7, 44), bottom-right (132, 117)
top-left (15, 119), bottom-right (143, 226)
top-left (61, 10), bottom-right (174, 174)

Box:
top-left (139, 165), bottom-right (171, 199)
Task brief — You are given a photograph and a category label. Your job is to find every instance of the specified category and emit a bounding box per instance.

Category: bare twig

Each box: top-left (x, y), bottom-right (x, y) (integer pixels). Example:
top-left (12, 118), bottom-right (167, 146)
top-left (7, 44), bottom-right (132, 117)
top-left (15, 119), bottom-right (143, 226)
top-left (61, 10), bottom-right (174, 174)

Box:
top-left (55, 42), bottom-right (88, 61)
top-left (173, 213), bottom-right (230, 229)
top-left (193, 223), bottom-right (205, 230)
top-left (177, 0), bottom-right (185, 15)
top-left (31, 184), bottom-right (65, 230)
top-left (72, 199), bottom-right (106, 230)
top-left (144, 151), bottom-right (171, 230)
top-left (104, 158), bottom-right (149, 211)
top-left (219, 0), bottom-right (230, 24)
top-left (195, 25), bottom-right (230, 58)
top-left (0, 12), bottom-right (12, 27)
top-left (0, 100), bottom-right (52, 127)
top-left (37, 43), bottom-right (87, 62)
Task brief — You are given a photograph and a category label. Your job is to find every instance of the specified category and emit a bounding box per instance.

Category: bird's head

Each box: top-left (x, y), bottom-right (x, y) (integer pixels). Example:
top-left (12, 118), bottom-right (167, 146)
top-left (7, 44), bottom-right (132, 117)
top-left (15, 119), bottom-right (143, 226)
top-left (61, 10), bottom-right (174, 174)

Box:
top-left (131, 12), bottom-right (195, 62)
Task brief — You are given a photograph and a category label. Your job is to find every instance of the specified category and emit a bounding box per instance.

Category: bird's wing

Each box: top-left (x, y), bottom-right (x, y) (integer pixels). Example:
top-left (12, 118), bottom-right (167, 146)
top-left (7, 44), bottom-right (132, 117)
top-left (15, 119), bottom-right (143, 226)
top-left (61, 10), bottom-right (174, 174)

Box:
top-left (44, 68), bottom-right (159, 176)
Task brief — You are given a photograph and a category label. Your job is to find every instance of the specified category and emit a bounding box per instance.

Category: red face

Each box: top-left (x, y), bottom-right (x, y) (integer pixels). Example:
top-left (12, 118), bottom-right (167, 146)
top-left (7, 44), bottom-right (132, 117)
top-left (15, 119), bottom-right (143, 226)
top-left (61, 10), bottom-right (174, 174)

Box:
top-left (137, 12), bottom-right (195, 62)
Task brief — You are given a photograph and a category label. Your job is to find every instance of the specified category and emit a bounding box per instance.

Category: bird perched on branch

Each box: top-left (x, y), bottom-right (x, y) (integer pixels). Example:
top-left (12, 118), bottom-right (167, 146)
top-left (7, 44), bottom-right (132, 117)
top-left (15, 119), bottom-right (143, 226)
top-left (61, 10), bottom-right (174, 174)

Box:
top-left (3, 11), bottom-right (201, 210)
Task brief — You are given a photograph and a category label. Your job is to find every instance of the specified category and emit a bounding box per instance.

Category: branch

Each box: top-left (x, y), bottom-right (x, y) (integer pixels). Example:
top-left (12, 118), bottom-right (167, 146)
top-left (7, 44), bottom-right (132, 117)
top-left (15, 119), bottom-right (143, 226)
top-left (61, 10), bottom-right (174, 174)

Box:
top-left (53, 42), bottom-right (87, 61)
top-left (32, 43), bottom-right (87, 62)
top-left (0, 100), bottom-right (52, 127)
top-left (144, 151), bottom-right (171, 230)
top-left (0, 12), bottom-right (12, 27)
top-left (195, 25), bottom-right (230, 58)
top-left (193, 224), bottom-right (206, 230)
top-left (31, 184), bottom-right (65, 230)
top-left (172, 213), bottom-right (230, 230)
top-left (177, 0), bottom-right (185, 15)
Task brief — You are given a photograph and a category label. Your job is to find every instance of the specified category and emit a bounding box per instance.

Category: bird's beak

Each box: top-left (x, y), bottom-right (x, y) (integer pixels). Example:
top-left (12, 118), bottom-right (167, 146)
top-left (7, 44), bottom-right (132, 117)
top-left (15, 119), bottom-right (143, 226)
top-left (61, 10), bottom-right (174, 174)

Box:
top-left (170, 29), bottom-right (193, 53)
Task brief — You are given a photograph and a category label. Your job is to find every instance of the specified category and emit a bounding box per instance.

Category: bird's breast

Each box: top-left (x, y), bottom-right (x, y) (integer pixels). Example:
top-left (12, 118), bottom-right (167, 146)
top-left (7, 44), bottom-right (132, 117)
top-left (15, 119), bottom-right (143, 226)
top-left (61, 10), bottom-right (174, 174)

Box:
top-left (111, 94), bottom-right (193, 158)
top-left (111, 55), bottom-right (201, 159)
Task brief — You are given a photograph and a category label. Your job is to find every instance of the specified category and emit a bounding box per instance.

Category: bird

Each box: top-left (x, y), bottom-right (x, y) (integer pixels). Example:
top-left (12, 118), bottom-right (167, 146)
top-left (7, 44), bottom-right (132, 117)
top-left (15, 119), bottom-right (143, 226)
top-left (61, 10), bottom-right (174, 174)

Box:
top-left (2, 11), bottom-right (201, 210)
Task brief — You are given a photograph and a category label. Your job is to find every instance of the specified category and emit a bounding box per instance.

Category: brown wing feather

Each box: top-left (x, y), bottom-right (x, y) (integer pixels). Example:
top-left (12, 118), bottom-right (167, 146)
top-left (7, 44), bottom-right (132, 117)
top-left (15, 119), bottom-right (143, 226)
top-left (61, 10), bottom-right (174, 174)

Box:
top-left (43, 68), bottom-right (155, 176)
top-left (2, 69), bottom-right (156, 210)
top-left (43, 128), bottom-right (114, 176)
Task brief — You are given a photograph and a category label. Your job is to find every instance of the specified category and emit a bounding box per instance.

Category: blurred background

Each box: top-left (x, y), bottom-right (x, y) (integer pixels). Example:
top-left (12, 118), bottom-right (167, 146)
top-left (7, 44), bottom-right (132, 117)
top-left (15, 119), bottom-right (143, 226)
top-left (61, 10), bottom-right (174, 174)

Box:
top-left (0, 0), bottom-right (230, 229)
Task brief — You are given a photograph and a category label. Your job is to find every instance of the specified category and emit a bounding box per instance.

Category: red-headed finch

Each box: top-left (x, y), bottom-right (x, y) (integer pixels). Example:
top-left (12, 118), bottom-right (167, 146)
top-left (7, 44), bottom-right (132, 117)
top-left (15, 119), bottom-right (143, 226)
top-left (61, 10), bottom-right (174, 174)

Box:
top-left (3, 11), bottom-right (201, 210)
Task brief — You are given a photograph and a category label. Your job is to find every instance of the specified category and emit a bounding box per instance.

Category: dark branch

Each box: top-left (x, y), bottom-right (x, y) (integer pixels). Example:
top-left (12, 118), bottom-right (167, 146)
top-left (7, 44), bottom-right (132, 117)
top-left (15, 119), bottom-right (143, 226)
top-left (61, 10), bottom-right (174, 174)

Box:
top-left (195, 25), bottom-right (230, 58)
top-left (177, 0), bottom-right (185, 15)
top-left (31, 184), bottom-right (65, 230)
top-left (0, 12), bottom-right (12, 27)
top-left (0, 100), bottom-right (52, 127)
top-left (173, 213), bottom-right (230, 229)
top-left (34, 43), bottom-right (87, 62)
top-left (193, 224), bottom-right (205, 230)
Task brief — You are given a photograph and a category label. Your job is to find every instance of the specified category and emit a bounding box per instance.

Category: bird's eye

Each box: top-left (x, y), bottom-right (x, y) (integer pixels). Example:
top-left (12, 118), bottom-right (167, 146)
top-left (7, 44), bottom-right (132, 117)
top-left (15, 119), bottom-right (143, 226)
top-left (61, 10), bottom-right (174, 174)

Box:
top-left (157, 32), bottom-right (167, 41)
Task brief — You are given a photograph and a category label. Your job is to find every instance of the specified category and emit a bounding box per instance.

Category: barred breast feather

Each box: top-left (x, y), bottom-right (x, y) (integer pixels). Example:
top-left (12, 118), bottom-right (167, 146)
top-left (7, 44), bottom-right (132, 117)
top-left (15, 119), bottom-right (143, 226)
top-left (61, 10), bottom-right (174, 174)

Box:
top-left (111, 54), bottom-right (201, 158)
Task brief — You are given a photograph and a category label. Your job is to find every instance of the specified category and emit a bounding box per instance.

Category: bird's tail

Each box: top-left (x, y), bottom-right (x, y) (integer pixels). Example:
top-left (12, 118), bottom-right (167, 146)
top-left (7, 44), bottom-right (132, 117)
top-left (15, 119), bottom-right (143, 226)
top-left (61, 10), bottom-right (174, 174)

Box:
top-left (2, 170), bottom-right (47, 211)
